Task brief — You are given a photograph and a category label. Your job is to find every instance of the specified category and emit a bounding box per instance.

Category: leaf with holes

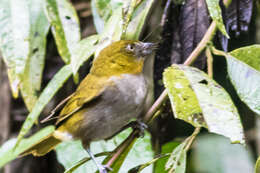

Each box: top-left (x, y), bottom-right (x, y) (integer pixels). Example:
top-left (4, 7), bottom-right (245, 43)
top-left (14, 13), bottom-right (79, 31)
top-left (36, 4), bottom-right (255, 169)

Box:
top-left (20, 0), bottom-right (50, 111)
top-left (163, 65), bottom-right (244, 144)
top-left (165, 141), bottom-right (187, 173)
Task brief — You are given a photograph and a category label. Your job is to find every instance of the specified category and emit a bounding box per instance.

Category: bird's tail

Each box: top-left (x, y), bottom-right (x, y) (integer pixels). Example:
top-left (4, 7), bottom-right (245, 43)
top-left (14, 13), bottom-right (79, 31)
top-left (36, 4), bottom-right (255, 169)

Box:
top-left (21, 132), bottom-right (62, 157)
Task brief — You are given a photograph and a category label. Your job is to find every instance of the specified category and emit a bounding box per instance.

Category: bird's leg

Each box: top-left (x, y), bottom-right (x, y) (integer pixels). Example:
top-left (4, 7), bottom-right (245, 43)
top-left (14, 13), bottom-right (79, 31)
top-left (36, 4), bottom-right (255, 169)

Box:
top-left (85, 147), bottom-right (112, 173)
top-left (105, 120), bottom-right (148, 140)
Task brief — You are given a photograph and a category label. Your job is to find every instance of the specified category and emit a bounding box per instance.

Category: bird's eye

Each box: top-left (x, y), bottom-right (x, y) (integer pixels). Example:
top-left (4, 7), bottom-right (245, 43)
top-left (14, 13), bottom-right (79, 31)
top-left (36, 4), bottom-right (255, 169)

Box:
top-left (126, 44), bottom-right (135, 51)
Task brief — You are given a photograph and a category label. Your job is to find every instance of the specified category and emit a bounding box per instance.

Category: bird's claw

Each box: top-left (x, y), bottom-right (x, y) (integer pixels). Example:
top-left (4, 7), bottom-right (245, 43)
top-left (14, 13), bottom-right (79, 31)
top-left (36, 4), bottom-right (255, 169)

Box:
top-left (131, 120), bottom-right (147, 138)
top-left (97, 164), bottom-right (112, 173)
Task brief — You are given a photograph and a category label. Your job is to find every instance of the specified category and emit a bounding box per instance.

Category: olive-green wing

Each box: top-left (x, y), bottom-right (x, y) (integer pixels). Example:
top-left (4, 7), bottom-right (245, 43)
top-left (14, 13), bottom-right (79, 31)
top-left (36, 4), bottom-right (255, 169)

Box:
top-left (55, 74), bottom-right (111, 125)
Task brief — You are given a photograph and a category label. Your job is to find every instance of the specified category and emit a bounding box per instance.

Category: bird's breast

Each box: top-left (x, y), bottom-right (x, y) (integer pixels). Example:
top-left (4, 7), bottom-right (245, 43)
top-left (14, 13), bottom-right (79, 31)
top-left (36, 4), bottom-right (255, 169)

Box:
top-left (78, 73), bottom-right (148, 143)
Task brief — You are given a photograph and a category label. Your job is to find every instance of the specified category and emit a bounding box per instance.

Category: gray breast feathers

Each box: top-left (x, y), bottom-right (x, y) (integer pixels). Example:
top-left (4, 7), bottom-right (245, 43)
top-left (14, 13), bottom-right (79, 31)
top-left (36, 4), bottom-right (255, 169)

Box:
top-left (79, 74), bottom-right (148, 142)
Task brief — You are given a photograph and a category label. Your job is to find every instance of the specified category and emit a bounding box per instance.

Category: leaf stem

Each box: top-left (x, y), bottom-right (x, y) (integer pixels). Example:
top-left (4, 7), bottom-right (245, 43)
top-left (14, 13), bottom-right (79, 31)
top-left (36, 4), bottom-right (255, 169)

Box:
top-left (206, 47), bottom-right (213, 78)
top-left (184, 127), bottom-right (201, 151)
top-left (210, 46), bottom-right (228, 57)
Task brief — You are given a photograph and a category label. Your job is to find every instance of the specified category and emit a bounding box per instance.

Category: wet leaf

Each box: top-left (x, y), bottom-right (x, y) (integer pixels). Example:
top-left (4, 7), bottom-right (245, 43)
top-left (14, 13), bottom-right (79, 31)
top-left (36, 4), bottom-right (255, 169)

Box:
top-left (163, 65), bottom-right (245, 144)
top-left (224, 45), bottom-right (260, 115)
top-left (0, 126), bottom-right (55, 168)
top-left (0, 0), bottom-right (31, 97)
top-left (20, 0), bottom-right (50, 111)
top-left (179, 0), bottom-right (210, 69)
top-left (70, 35), bottom-right (99, 74)
top-left (44, 0), bottom-right (80, 63)
top-left (16, 65), bottom-right (72, 146)
top-left (165, 142), bottom-right (186, 173)
top-left (205, 0), bottom-right (229, 38)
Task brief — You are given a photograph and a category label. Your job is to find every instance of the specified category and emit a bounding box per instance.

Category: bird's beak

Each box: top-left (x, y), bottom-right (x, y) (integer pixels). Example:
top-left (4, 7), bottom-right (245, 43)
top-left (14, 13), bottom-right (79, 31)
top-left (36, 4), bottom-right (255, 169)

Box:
top-left (136, 42), bottom-right (157, 57)
top-left (141, 42), bottom-right (158, 56)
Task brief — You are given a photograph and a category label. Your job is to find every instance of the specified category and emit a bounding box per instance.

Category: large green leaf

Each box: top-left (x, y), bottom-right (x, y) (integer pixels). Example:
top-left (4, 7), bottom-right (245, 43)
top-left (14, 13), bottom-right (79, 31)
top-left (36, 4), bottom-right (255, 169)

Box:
top-left (44, 0), bottom-right (80, 63)
top-left (191, 134), bottom-right (254, 173)
top-left (70, 35), bottom-right (99, 74)
top-left (20, 0), bottom-right (50, 111)
top-left (205, 0), bottom-right (229, 38)
top-left (16, 65), bottom-right (72, 145)
top-left (0, 0), bottom-right (30, 97)
top-left (163, 65), bottom-right (245, 144)
top-left (56, 129), bottom-right (153, 173)
top-left (225, 45), bottom-right (260, 115)
top-left (0, 126), bottom-right (55, 168)
top-left (0, 0), bottom-right (50, 108)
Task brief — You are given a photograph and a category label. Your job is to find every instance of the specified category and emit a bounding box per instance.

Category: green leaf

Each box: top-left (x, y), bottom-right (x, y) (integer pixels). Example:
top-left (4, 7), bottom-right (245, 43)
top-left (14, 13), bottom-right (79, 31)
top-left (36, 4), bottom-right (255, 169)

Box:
top-left (44, 0), bottom-right (80, 63)
top-left (255, 156), bottom-right (260, 173)
top-left (124, 0), bottom-right (155, 40)
top-left (70, 35), bottom-right (99, 74)
top-left (191, 134), bottom-right (254, 173)
top-left (163, 65), bottom-right (245, 144)
top-left (154, 142), bottom-right (180, 173)
top-left (95, 6), bottom-right (123, 56)
top-left (56, 129), bottom-right (153, 173)
top-left (163, 66), bottom-right (205, 128)
top-left (0, 0), bottom-right (30, 97)
top-left (0, 126), bottom-right (55, 168)
top-left (16, 65), bottom-right (72, 146)
top-left (225, 45), bottom-right (260, 115)
top-left (165, 142), bottom-right (187, 173)
top-left (205, 0), bottom-right (229, 38)
top-left (20, 0), bottom-right (50, 111)
top-left (91, 0), bottom-right (123, 33)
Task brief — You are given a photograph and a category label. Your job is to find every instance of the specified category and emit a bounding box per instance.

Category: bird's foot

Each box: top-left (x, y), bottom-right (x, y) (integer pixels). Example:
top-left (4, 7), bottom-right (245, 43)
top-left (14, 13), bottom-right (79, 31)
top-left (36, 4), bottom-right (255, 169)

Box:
top-left (97, 164), bottom-right (112, 173)
top-left (130, 120), bottom-right (148, 138)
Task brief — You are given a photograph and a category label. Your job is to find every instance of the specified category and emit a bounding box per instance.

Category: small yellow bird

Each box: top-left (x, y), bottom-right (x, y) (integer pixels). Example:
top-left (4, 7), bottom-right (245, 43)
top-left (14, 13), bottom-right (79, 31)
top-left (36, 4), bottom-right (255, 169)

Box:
top-left (22, 40), bottom-right (156, 173)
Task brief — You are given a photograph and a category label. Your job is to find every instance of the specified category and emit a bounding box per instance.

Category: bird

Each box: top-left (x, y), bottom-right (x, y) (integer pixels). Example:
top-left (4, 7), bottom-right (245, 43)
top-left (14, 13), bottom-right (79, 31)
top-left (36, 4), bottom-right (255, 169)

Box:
top-left (22, 40), bottom-right (156, 173)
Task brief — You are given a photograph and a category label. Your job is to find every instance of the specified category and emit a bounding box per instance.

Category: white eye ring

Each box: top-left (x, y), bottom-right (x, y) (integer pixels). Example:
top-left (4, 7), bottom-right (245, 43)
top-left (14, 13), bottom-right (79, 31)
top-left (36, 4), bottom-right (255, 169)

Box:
top-left (126, 44), bottom-right (134, 51)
